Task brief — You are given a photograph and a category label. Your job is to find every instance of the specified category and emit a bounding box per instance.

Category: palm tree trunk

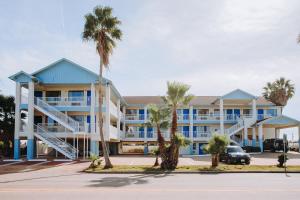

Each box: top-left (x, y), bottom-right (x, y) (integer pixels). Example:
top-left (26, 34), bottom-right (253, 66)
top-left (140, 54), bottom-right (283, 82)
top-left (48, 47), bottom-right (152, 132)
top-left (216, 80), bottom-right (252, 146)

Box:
top-left (157, 125), bottom-right (167, 166)
top-left (98, 59), bottom-right (113, 169)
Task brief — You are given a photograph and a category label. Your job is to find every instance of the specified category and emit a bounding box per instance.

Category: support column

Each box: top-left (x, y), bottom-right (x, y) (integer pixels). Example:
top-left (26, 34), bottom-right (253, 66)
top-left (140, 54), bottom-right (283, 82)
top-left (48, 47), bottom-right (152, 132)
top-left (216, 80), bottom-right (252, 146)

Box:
top-left (252, 99), bottom-right (257, 120)
top-left (275, 128), bottom-right (280, 138)
top-left (27, 81), bottom-right (34, 160)
top-left (89, 83), bottom-right (97, 155)
top-left (189, 106), bottom-right (193, 154)
top-left (122, 106), bottom-right (126, 134)
top-left (105, 84), bottom-right (110, 141)
top-left (243, 127), bottom-right (248, 146)
top-left (14, 83), bottom-right (21, 160)
top-left (252, 128), bottom-right (256, 147)
top-left (144, 106), bottom-right (147, 142)
top-left (298, 125), bottom-right (300, 153)
top-left (117, 99), bottom-right (121, 139)
top-left (258, 124), bottom-right (263, 152)
top-left (220, 98), bottom-right (224, 134)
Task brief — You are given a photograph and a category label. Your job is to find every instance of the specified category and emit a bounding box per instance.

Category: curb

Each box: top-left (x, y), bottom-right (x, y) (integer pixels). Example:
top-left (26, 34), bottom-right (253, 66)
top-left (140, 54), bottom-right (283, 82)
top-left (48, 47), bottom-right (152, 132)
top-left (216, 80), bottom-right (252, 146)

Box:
top-left (83, 170), bottom-right (300, 174)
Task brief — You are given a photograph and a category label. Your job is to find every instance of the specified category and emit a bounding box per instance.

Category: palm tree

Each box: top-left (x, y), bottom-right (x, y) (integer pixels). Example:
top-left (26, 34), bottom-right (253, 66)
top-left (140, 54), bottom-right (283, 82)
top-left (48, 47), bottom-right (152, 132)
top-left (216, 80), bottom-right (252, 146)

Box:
top-left (82, 6), bottom-right (122, 168)
top-left (263, 77), bottom-right (295, 110)
top-left (204, 134), bottom-right (229, 167)
top-left (162, 81), bottom-right (194, 169)
top-left (146, 104), bottom-right (170, 166)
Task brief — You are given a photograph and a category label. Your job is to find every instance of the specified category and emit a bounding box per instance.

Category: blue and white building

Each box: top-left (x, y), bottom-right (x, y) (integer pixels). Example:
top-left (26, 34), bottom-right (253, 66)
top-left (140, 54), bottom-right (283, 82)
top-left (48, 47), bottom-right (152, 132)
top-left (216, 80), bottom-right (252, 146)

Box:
top-left (9, 58), bottom-right (300, 160)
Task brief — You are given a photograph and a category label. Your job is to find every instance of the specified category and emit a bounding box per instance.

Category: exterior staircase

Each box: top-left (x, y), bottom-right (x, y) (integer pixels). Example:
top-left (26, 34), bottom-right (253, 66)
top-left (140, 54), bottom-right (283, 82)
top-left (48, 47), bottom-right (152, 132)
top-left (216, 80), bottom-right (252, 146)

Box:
top-left (225, 116), bottom-right (257, 146)
top-left (34, 97), bottom-right (79, 132)
top-left (33, 97), bottom-right (79, 159)
top-left (35, 124), bottom-right (77, 159)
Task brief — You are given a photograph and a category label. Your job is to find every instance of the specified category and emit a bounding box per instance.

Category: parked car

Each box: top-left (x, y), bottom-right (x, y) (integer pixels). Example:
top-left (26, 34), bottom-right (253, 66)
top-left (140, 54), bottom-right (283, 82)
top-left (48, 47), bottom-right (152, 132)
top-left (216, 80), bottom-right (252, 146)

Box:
top-left (263, 139), bottom-right (288, 152)
top-left (289, 141), bottom-right (299, 152)
top-left (219, 146), bottom-right (251, 165)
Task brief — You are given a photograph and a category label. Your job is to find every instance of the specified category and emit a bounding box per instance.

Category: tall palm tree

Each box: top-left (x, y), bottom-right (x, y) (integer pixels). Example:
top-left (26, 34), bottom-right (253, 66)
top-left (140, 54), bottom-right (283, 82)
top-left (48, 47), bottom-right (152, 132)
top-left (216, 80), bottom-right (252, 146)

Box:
top-left (162, 81), bottom-right (194, 169)
top-left (82, 6), bottom-right (122, 168)
top-left (263, 77), bottom-right (295, 110)
top-left (146, 104), bottom-right (170, 166)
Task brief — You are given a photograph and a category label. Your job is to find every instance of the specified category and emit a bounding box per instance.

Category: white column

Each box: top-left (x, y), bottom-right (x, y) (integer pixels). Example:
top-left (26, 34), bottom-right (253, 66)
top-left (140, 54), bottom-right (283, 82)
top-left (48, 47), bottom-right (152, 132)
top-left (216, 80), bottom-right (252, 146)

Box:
top-left (298, 125), bottom-right (300, 153)
top-left (14, 82), bottom-right (21, 139)
top-left (275, 128), bottom-right (280, 138)
top-left (258, 124), bottom-right (263, 152)
top-left (90, 83), bottom-right (96, 135)
top-left (122, 106), bottom-right (126, 134)
top-left (220, 98), bottom-right (224, 134)
top-left (27, 82), bottom-right (34, 140)
top-left (105, 84), bottom-right (110, 141)
top-left (243, 127), bottom-right (248, 146)
top-left (252, 99), bottom-right (257, 120)
top-left (189, 106), bottom-right (193, 140)
top-left (144, 106), bottom-right (147, 141)
top-left (117, 99), bottom-right (121, 139)
top-left (252, 128), bottom-right (256, 147)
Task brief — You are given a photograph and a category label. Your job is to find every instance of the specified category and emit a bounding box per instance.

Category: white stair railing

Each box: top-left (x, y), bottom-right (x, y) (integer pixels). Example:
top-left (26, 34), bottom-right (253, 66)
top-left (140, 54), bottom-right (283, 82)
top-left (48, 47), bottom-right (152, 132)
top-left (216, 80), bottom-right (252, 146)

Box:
top-left (225, 117), bottom-right (244, 136)
top-left (35, 124), bottom-right (77, 160)
top-left (34, 97), bottom-right (79, 132)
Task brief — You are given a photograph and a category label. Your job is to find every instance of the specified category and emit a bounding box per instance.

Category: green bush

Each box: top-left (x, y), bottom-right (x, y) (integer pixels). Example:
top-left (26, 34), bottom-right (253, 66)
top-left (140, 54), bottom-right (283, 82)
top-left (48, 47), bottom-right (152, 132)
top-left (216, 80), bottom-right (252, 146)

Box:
top-left (277, 154), bottom-right (288, 167)
top-left (89, 154), bottom-right (102, 169)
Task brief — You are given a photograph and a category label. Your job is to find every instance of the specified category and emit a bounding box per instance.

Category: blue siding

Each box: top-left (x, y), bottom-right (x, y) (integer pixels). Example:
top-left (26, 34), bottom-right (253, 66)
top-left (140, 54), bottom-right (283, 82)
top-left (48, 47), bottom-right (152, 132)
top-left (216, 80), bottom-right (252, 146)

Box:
top-left (27, 139), bottom-right (34, 160)
top-left (33, 60), bottom-right (98, 84)
top-left (14, 139), bottom-right (20, 160)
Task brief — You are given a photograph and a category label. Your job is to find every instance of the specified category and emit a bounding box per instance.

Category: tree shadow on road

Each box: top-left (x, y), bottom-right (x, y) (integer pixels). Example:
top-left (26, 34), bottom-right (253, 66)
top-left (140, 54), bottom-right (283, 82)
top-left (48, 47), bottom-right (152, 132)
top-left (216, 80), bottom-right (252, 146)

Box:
top-left (87, 173), bottom-right (172, 187)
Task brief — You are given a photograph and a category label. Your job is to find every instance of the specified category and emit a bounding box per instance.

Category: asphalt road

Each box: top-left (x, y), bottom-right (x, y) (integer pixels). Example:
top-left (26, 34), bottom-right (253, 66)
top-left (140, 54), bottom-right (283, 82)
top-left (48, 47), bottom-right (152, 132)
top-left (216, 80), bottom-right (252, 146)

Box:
top-left (1, 165), bottom-right (300, 200)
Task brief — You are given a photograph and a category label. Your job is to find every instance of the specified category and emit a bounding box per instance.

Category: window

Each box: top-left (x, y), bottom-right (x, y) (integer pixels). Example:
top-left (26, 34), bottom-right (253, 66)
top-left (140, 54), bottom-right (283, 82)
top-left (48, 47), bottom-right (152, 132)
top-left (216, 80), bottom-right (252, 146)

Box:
top-left (266, 109), bottom-right (277, 117)
top-left (68, 91), bottom-right (84, 101)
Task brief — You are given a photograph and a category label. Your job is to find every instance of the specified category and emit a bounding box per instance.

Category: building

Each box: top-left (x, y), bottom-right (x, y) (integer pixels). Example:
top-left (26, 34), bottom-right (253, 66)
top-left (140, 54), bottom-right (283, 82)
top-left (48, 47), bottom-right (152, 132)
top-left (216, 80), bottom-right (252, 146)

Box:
top-left (9, 58), bottom-right (300, 160)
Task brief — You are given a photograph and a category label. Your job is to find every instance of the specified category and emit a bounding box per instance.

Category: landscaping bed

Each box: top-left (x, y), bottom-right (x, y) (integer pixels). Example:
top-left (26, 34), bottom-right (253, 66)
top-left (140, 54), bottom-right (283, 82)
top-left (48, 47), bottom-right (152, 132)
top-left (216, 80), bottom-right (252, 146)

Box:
top-left (85, 165), bottom-right (300, 173)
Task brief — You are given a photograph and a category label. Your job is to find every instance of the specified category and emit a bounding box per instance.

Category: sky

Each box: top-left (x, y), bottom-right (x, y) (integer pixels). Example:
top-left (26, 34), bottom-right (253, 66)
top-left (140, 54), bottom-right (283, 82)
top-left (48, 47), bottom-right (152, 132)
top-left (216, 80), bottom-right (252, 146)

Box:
top-left (0, 0), bottom-right (300, 137)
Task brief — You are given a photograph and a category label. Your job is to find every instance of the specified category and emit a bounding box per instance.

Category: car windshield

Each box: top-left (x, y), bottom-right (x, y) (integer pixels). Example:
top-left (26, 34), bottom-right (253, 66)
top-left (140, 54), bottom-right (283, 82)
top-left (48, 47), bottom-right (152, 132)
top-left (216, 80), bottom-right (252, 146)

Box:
top-left (227, 147), bottom-right (244, 153)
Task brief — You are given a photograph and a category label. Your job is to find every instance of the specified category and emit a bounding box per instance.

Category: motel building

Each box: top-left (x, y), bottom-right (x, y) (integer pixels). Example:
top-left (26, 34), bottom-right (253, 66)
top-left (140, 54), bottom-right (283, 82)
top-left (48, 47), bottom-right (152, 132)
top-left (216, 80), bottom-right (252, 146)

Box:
top-left (9, 58), bottom-right (300, 160)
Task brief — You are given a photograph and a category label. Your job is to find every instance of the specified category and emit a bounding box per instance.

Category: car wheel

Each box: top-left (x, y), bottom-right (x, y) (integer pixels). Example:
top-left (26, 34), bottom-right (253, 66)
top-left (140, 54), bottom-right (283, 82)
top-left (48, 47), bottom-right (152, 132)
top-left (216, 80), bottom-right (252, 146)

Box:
top-left (245, 160), bottom-right (250, 165)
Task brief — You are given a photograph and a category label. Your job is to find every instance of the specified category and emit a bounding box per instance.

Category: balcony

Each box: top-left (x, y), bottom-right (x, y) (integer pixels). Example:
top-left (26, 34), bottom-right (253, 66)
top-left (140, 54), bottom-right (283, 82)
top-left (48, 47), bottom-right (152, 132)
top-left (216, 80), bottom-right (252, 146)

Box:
top-left (193, 131), bottom-right (211, 141)
top-left (121, 131), bottom-right (170, 141)
top-left (177, 114), bottom-right (190, 121)
top-left (125, 114), bottom-right (145, 121)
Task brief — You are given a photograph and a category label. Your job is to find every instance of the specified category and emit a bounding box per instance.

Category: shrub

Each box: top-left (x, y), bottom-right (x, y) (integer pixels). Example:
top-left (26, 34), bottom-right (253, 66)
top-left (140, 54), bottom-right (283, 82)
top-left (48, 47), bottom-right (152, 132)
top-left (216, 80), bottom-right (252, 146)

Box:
top-left (277, 154), bottom-right (288, 167)
top-left (89, 154), bottom-right (102, 169)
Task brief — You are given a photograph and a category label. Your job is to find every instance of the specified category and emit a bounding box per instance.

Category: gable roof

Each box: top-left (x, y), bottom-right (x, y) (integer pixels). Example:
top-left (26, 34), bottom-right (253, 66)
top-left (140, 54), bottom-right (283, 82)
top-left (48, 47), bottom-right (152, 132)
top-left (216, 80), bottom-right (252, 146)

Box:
top-left (9, 71), bottom-right (38, 83)
top-left (221, 89), bottom-right (256, 100)
top-left (31, 58), bottom-right (101, 84)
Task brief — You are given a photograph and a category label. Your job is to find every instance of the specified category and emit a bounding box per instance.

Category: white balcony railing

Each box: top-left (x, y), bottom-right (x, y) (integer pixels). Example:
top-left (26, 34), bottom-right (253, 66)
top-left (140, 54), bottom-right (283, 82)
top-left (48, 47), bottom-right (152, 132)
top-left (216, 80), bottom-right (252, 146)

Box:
top-left (109, 100), bottom-right (118, 117)
top-left (125, 114), bottom-right (145, 121)
top-left (193, 131), bottom-right (211, 140)
top-left (177, 114), bottom-right (189, 121)
top-left (38, 97), bottom-right (86, 107)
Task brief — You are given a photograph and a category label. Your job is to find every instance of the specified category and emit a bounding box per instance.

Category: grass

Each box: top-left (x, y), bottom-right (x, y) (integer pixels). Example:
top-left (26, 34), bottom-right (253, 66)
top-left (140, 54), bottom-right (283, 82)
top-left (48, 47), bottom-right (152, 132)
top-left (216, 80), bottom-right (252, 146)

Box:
top-left (84, 164), bottom-right (300, 173)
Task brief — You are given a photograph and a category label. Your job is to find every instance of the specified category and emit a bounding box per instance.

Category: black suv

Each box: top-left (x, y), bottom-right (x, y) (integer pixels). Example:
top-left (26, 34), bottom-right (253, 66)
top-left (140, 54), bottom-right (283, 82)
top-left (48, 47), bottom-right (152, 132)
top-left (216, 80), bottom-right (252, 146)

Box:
top-left (219, 146), bottom-right (251, 165)
top-left (263, 139), bottom-right (288, 152)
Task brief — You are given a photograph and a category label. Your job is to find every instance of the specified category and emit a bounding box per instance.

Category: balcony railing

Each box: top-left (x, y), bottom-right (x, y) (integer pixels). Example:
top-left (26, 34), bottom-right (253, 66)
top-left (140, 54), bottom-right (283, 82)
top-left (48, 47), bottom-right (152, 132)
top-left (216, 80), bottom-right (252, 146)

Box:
top-left (125, 114), bottom-right (145, 121)
top-left (193, 131), bottom-right (211, 140)
top-left (38, 97), bottom-right (86, 107)
top-left (177, 114), bottom-right (190, 121)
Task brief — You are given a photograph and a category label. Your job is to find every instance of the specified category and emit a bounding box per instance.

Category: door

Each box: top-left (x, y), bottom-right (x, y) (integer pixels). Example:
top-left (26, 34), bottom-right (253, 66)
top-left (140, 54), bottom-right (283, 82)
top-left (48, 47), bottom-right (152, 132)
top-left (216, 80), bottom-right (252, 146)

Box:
top-left (199, 143), bottom-right (204, 155)
top-left (257, 109), bottom-right (264, 120)
top-left (183, 126), bottom-right (189, 138)
top-left (147, 127), bottom-right (153, 138)
top-left (183, 109), bottom-right (189, 120)
top-left (234, 109), bottom-right (240, 120)
top-left (87, 90), bottom-right (91, 105)
top-left (139, 127), bottom-right (144, 138)
top-left (139, 109), bottom-right (144, 120)
top-left (34, 91), bottom-right (43, 98)
top-left (226, 109), bottom-right (233, 120)
top-left (87, 115), bottom-right (91, 132)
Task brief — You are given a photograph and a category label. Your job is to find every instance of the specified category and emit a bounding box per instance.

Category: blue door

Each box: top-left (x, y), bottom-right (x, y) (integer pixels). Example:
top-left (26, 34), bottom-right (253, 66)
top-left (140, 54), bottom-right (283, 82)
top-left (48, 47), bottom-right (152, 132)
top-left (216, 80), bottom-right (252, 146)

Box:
top-left (87, 90), bottom-right (91, 105)
top-left (193, 126), bottom-right (197, 137)
top-left (226, 109), bottom-right (233, 120)
top-left (199, 144), bottom-right (204, 155)
top-left (139, 127), bottom-right (144, 138)
top-left (257, 109), bottom-right (264, 120)
top-left (147, 127), bottom-right (153, 138)
top-left (193, 109), bottom-right (197, 120)
top-left (234, 109), bottom-right (240, 119)
top-left (87, 115), bottom-right (91, 132)
top-left (139, 109), bottom-right (144, 120)
top-left (34, 91), bottom-right (43, 101)
top-left (183, 109), bottom-right (189, 120)
top-left (183, 126), bottom-right (189, 138)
